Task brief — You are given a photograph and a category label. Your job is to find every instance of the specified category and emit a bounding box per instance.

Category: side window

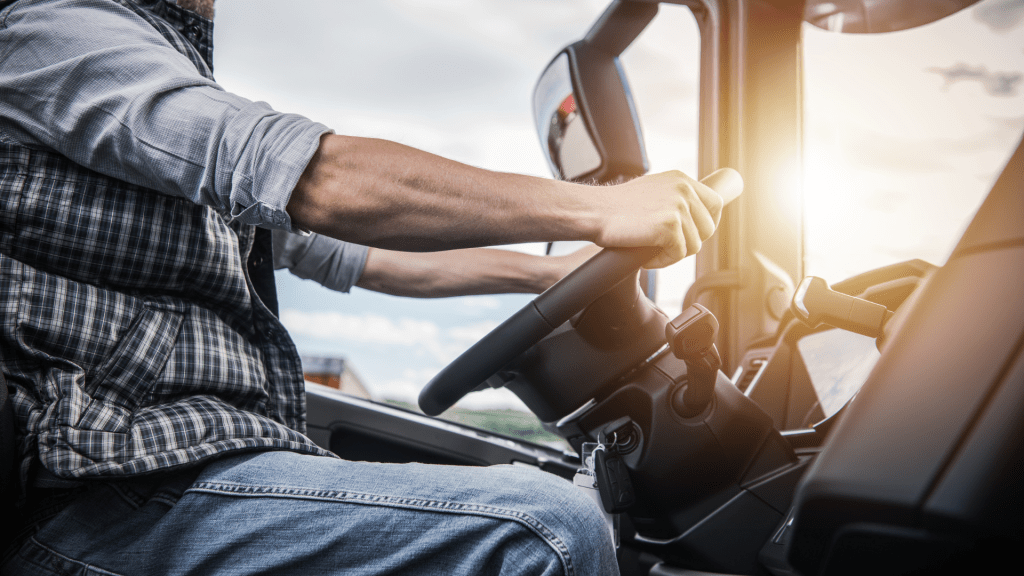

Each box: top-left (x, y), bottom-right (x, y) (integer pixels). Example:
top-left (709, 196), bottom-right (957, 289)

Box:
top-left (215, 2), bottom-right (698, 448)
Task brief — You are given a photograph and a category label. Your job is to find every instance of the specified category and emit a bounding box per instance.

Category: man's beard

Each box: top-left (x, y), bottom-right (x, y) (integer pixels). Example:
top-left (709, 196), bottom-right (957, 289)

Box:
top-left (177, 0), bottom-right (214, 19)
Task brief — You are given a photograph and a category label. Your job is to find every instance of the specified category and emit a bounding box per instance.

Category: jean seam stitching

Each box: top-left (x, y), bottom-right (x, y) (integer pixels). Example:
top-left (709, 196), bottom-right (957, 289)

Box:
top-left (187, 481), bottom-right (576, 576)
top-left (25, 537), bottom-right (125, 576)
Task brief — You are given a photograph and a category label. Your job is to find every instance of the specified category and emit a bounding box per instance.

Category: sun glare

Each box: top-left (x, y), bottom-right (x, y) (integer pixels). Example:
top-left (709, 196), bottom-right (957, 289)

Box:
top-left (802, 3), bottom-right (1024, 283)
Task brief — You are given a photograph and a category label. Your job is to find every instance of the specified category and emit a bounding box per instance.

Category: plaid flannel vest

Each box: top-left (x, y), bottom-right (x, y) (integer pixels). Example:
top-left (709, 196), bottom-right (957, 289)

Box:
top-left (0, 0), bottom-right (329, 483)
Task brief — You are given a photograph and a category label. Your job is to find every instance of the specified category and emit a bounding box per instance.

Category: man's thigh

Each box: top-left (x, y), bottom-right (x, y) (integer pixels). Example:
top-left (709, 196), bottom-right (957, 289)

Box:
top-left (2, 451), bottom-right (616, 576)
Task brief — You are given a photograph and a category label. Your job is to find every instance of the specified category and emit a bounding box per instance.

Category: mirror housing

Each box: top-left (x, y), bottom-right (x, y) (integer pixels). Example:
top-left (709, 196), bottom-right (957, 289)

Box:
top-left (532, 1), bottom-right (656, 183)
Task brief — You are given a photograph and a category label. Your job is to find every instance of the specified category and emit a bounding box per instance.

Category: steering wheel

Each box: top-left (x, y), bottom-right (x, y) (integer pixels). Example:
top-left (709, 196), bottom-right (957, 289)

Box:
top-left (418, 169), bottom-right (743, 416)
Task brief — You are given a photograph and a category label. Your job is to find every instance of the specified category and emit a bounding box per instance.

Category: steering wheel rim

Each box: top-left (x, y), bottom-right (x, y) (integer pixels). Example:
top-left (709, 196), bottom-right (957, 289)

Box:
top-left (418, 246), bottom-right (658, 416)
top-left (418, 168), bottom-right (743, 416)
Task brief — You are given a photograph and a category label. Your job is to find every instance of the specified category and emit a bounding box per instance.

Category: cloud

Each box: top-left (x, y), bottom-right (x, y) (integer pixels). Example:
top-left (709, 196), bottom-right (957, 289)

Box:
top-left (837, 129), bottom-right (953, 173)
top-left (974, 0), bottom-right (1024, 32)
top-left (816, 114), bottom-right (1024, 180)
top-left (460, 296), bottom-right (502, 310)
top-left (373, 366), bottom-right (441, 403)
top-left (447, 321), bottom-right (499, 343)
top-left (280, 309), bottom-right (439, 345)
top-left (280, 309), bottom-right (498, 364)
top-left (216, 0), bottom-right (613, 123)
top-left (988, 115), bottom-right (1024, 132)
top-left (928, 63), bottom-right (1023, 97)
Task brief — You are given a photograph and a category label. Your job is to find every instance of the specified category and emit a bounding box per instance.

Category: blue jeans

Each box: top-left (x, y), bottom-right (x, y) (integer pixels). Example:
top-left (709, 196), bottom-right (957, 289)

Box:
top-left (2, 451), bottom-right (618, 576)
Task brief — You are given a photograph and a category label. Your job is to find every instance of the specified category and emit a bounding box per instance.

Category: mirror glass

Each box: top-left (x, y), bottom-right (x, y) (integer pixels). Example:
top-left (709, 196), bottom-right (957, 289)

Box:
top-left (533, 52), bottom-right (602, 181)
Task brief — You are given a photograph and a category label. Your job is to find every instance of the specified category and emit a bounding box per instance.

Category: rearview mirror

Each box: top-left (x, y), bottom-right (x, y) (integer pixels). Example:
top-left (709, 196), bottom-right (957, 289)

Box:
top-left (533, 52), bottom-right (603, 182)
top-left (532, 1), bottom-right (656, 183)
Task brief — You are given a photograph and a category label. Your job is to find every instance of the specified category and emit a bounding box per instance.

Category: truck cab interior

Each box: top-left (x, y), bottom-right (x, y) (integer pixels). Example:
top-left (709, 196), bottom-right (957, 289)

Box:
top-left (300, 1), bottom-right (1024, 574)
top-left (3, 1), bottom-right (1022, 575)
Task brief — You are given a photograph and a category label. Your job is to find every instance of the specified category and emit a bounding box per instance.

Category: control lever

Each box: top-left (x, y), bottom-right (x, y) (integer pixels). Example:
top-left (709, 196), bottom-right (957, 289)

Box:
top-left (791, 276), bottom-right (894, 338)
top-left (665, 304), bottom-right (721, 418)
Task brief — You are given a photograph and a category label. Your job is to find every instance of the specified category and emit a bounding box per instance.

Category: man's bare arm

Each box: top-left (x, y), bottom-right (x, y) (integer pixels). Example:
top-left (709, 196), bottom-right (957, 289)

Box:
top-left (356, 245), bottom-right (601, 298)
top-left (286, 135), bottom-right (724, 269)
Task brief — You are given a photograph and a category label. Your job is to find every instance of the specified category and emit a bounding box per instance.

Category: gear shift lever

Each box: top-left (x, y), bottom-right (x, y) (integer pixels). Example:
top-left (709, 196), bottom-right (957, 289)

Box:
top-left (665, 304), bottom-right (721, 418)
top-left (791, 276), bottom-right (894, 338)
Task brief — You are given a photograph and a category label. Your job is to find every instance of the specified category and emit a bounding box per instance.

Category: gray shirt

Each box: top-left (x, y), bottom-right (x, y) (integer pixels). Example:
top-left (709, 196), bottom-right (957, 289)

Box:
top-left (272, 231), bottom-right (369, 293)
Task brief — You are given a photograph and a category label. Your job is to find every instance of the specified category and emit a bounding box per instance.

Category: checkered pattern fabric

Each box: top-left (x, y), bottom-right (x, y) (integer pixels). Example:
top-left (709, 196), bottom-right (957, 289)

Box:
top-left (0, 0), bottom-right (330, 483)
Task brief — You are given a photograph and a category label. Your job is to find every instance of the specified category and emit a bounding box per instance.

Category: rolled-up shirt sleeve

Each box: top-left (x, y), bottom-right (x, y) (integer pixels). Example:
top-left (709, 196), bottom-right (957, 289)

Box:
top-left (272, 230), bottom-right (369, 293)
top-left (0, 0), bottom-right (330, 231)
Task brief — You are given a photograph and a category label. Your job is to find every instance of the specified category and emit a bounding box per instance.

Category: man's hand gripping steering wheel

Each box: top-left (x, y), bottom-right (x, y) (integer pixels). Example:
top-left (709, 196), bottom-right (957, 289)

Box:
top-left (419, 168), bottom-right (744, 416)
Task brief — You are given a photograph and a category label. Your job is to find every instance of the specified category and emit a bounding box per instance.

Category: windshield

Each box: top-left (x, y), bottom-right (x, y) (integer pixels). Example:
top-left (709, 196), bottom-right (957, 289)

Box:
top-left (214, 0), bottom-right (698, 449)
top-left (795, 0), bottom-right (1024, 421)
top-left (803, 0), bottom-right (1024, 282)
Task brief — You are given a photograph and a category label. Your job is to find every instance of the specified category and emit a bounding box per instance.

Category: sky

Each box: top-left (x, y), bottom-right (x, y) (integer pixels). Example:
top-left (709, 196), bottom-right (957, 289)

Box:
top-left (802, 0), bottom-right (1024, 280)
top-left (211, 0), bottom-right (1024, 411)
top-left (213, 0), bottom-right (700, 411)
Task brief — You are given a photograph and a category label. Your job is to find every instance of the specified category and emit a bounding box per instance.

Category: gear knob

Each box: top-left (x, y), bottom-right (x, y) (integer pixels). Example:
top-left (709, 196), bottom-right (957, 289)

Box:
top-left (666, 304), bottom-right (721, 370)
top-left (666, 304), bottom-right (721, 417)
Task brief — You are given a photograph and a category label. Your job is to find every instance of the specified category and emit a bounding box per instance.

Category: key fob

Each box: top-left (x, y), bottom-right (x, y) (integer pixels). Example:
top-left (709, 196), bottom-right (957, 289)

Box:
top-left (594, 448), bottom-right (635, 514)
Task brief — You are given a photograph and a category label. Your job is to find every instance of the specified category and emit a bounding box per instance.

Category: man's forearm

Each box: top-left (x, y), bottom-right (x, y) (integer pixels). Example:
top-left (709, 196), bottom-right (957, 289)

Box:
top-left (356, 247), bottom-right (589, 298)
top-left (287, 134), bottom-right (598, 252)
top-left (287, 134), bottom-right (727, 269)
